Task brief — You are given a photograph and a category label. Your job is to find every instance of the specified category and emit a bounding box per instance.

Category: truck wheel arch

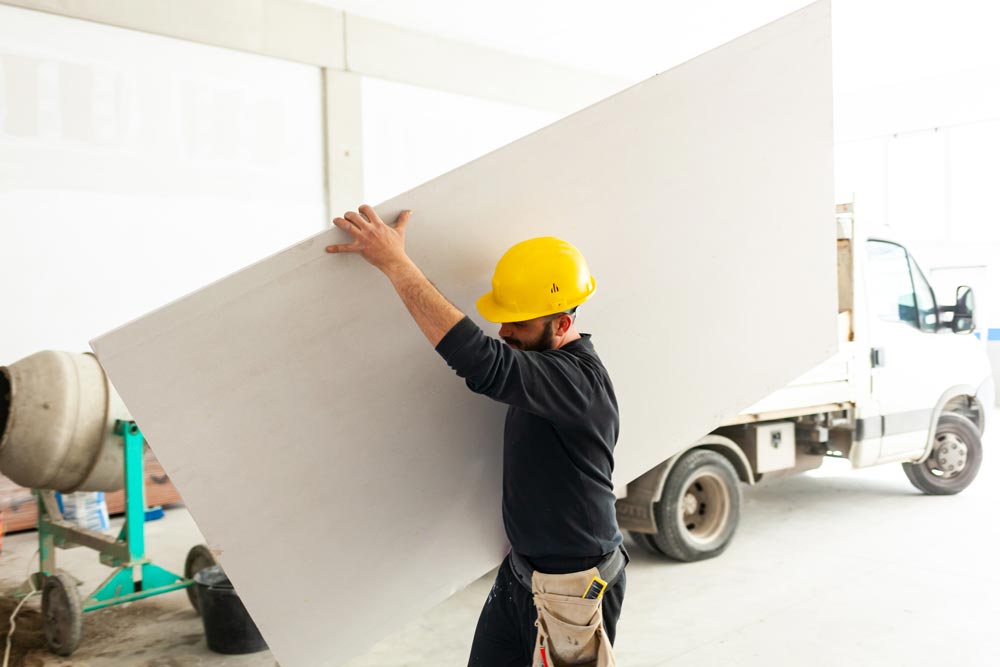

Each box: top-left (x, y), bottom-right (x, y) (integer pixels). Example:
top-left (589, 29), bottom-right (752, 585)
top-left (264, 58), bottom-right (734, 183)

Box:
top-left (918, 385), bottom-right (984, 464)
top-left (617, 435), bottom-right (753, 535)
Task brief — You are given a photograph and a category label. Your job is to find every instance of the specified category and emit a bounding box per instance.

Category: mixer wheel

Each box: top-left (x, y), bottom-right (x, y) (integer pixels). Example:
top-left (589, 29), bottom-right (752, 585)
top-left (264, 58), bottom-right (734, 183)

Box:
top-left (184, 544), bottom-right (218, 614)
top-left (42, 571), bottom-right (83, 656)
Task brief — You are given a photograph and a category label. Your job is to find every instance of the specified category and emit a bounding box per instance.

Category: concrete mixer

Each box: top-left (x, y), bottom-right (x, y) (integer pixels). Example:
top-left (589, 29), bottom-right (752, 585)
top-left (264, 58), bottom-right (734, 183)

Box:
top-left (0, 351), bottom-right (216, 656)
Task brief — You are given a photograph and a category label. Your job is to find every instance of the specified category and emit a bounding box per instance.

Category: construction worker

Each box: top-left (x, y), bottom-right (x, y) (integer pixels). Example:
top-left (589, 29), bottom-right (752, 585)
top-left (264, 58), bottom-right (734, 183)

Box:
top-left (327, 205), bottom-right (626, 666)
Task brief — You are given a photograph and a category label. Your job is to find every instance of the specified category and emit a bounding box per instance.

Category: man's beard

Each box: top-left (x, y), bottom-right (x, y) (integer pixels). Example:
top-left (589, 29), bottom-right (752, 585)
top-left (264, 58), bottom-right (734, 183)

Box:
top-left (504, 322), bottom-right (556, 352)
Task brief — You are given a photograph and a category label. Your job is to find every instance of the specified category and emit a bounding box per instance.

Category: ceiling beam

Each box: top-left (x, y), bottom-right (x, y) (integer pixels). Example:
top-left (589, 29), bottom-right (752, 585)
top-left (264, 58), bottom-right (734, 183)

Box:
top-left (0, 0), bottom-right (628, 113)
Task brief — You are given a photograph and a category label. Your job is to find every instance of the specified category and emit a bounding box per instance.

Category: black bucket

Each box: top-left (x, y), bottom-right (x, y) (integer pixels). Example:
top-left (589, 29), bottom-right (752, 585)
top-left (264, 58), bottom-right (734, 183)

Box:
top-left (194, 565), bottom-right (268, 654)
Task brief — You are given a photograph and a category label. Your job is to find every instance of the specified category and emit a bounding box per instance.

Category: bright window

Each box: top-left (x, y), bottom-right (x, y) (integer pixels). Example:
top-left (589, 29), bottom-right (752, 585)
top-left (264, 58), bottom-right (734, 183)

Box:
top-left (0, 6), bottom-right (326, 360)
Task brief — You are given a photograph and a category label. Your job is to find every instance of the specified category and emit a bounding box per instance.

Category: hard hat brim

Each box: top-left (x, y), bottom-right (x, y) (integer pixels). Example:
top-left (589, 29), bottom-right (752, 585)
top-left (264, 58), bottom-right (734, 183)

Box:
top-left (475, 286), bottom-right (595, 324)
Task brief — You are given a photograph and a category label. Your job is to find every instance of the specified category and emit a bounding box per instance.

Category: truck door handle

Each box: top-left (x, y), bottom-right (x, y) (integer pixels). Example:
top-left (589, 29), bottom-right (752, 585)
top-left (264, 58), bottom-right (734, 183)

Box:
top-left (871, 347), bottom-right (886, 368)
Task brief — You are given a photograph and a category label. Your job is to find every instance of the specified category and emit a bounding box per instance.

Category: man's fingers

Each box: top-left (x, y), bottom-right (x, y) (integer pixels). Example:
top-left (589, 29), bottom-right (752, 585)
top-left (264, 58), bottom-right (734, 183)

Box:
top-left (358, 204), bottom-right (381, 226)
top-left (325, 242), bottom-right (363, 254)
top-left (332, 216), bottom-right (358, 233)
top-left (330, 217), bottom-right (364, 251)
top-left (344, 210), bottom-right (371, 230)
top-left (395, 210), bottom-right (412, 237)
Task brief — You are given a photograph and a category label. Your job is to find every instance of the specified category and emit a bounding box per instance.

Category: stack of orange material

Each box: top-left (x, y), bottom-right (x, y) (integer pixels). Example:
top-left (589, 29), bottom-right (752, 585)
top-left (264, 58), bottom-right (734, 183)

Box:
top-left (0, 450), bottom-right (182, 533)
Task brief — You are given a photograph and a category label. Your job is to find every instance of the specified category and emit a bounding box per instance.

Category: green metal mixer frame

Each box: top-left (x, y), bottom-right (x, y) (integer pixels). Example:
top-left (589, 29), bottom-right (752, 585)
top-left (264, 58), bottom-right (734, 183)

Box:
top-left (19, 420), bottom-right (215, 656)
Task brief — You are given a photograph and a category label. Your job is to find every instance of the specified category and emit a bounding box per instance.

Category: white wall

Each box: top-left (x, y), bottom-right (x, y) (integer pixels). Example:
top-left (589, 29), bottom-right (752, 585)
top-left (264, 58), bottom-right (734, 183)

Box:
top-left (0, 5), bottom-right (578, 367)
top-left (0, 6), bottom-right (327, 362)
top-left (360, 76), bottom-right (559, 205)
top-left (831, 1), bottom-right (1000, 359)
top-left (6, 0), bottom-right (997, 400)
top-left (835, 122), bottom-right (1000, 334)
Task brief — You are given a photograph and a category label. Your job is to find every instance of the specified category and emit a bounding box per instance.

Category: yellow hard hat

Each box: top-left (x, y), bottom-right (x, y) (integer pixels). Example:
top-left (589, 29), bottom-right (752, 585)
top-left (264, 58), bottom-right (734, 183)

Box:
top-left (476, 237), bottom-right (597, 323)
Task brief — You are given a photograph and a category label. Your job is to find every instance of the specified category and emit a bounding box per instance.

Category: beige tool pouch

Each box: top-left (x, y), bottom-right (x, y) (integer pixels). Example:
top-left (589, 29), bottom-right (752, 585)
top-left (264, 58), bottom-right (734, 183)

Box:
top-left (530, 567), bottom-right (615, 667)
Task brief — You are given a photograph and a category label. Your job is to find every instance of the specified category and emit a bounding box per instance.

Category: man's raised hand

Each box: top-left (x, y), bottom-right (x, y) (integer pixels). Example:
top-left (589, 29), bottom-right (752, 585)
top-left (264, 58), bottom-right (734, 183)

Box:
top-left (326, 204), bottom-right (412, 273)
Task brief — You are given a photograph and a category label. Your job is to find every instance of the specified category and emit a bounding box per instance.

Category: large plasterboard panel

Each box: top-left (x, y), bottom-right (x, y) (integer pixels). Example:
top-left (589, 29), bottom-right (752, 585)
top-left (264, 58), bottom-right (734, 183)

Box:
top-left (91, 2), bottom-right (834, 665)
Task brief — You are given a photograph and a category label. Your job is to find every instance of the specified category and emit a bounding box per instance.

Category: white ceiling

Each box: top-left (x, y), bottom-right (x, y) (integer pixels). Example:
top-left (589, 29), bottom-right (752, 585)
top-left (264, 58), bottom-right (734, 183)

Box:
top-left (313, 0), bottom-right (1000, 95)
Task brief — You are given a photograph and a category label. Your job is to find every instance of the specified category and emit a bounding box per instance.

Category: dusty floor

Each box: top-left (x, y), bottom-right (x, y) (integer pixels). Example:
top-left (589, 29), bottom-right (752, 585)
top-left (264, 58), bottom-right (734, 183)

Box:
top-left (0, 510), bottom-right (277, 667)
top-left (0, 408), bottom-right (997, 666)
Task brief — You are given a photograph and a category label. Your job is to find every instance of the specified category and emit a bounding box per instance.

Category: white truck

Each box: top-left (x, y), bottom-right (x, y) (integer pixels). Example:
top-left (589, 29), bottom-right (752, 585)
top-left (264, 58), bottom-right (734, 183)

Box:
top-left (616, 204), bottom-right (995, 561)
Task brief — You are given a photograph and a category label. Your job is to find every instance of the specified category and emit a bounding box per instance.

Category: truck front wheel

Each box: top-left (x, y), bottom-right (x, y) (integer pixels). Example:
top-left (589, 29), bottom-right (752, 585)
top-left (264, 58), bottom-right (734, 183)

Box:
top-left (652, 449), bottom-right (741, 561)
top-left (902, 413), bottom-right (982, 495)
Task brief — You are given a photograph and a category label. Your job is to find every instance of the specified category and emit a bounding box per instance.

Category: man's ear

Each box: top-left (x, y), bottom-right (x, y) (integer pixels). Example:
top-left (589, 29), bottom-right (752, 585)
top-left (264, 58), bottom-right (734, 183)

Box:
top-left (557, 313), bottom-right (573, 336)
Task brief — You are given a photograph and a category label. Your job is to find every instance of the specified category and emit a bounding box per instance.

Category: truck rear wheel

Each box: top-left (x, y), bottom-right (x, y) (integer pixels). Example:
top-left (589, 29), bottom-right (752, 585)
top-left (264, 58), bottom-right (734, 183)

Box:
top-left (627, 530), bottom-right (665, 556)
top-left (902, 413), bottom-right (982, 495)
top-left (652, 449), bottom-right (741, 561)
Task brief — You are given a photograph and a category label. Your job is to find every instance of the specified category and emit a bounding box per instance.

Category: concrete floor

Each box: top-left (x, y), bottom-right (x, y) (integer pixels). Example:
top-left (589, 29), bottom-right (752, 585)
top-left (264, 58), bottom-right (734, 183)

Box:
top-left (347, 411), bottom-right (1000, 667)
top-left (1, 409), bottom-right (997, 666)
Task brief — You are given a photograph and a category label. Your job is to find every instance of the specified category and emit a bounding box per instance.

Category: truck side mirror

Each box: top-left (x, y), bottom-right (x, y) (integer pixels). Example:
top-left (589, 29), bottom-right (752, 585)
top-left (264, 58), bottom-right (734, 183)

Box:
top-left (952, 285), bottom-right (976, 334)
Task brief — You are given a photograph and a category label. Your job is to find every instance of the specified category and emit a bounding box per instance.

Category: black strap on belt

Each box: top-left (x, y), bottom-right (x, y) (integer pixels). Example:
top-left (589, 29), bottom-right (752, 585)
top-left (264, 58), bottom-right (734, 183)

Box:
top-left (509, 545), bottom-right (628, 593)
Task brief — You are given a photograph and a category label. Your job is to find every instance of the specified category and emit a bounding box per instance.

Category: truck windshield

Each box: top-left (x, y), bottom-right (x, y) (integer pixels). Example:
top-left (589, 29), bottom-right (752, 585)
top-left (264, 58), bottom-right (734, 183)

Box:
top-left (867, 240), bottom-right (938, 332)
top-left (907, 256), bottom-right (939, 331)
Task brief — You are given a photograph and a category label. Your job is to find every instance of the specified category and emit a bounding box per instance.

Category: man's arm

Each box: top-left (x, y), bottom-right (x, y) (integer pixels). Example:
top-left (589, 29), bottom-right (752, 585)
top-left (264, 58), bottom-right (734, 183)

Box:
top-left (325, 205), bottom-right (464, 346)
top-left (382, 257), bottom-right (465, 346)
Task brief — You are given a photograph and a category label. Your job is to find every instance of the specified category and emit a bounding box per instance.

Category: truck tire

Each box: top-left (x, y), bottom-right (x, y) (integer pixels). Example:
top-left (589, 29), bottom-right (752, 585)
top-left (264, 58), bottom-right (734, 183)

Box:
top-left (652, 449), bottom-right (741, 561)
top-left (627, 530), bottom-right (666, 557)
top-left (902, 413), bottom-right (982, 495)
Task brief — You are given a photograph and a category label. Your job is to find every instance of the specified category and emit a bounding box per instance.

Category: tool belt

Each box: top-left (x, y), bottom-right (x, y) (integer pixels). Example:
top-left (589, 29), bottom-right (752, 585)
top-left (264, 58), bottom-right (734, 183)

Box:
top-left (510, 548), bottom-right (627, 667)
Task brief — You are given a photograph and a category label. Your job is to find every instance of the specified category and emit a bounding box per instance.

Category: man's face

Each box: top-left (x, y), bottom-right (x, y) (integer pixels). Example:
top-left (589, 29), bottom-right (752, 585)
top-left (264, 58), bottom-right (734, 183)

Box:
top-left (498, 315), bottom-right (559, 352)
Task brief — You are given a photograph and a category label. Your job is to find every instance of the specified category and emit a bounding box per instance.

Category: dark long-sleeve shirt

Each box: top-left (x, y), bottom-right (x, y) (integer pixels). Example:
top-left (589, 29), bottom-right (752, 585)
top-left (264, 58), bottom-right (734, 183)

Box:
top-left (435, 317), bottom-right (622, 562)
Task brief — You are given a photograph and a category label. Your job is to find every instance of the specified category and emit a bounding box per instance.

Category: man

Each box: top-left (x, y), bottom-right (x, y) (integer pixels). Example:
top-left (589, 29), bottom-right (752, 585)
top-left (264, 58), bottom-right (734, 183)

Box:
top-left (326, 205), bottom-right (625, 666)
